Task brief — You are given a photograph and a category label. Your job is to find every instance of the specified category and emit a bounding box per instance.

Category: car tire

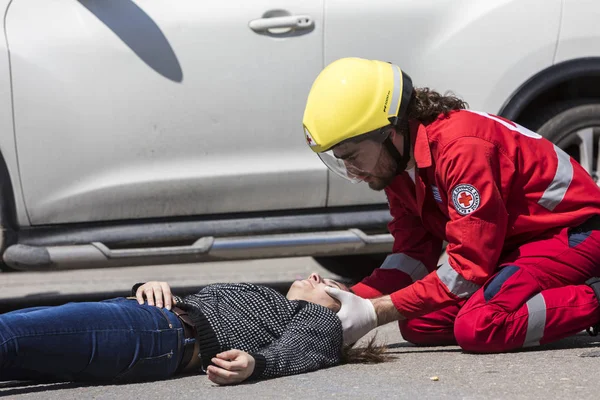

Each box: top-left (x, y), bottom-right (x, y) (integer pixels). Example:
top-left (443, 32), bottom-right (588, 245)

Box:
top-left (0, 172), bottom-right (17, 272)
top-left (522, 101), bottom-right (600, 182)
top-left (314, 253), bottom-right (387, 282)
top-left (0, 236), bottom-right (15, 271)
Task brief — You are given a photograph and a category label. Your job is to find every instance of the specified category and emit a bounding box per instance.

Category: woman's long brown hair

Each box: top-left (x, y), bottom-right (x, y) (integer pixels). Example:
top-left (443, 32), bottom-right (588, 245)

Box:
top-left (340, 335), bottom-right (394, 364)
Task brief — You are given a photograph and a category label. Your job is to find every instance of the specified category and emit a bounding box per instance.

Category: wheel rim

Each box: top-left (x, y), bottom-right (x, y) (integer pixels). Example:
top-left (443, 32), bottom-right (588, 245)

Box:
top-left (556, 126), bottom-right (600, 184)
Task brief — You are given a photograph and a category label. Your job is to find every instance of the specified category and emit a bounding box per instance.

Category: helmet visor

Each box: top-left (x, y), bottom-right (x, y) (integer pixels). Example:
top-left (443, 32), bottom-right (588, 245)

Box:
top-left (317, 127), bottom-right (392, 183)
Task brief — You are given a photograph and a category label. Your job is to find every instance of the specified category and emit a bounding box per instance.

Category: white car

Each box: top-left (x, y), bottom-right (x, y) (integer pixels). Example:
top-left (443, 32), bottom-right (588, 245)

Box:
top-left (0, 0), bottom-right (598, 280)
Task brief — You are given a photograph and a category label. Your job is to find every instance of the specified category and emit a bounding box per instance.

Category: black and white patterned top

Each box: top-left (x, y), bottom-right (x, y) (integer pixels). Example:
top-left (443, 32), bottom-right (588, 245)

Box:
top-left (133, 282), bottom-right (343, 380)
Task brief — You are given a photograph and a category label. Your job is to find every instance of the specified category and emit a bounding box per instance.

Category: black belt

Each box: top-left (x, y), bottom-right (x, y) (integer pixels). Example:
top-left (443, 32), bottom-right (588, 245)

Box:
top-left (573, 214), bottom-right (600, 233)
top-left (171, 306), bottom-right (197, 373)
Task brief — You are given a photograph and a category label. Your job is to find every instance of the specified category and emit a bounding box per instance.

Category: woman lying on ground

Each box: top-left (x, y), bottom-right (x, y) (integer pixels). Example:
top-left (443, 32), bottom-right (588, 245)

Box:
top-left (0, 273), bottom-right (388, 385)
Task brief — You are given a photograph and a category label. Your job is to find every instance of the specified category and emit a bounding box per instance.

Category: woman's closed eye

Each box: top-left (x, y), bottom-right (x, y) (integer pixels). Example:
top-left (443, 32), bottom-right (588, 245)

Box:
top-left (323, 279), bottom-right (342, 290)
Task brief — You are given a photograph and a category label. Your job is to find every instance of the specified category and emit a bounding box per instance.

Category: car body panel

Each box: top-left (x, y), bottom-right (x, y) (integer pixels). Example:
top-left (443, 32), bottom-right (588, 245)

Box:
top-left (7, 0), bottom-right (327, 225)
top-left (0, 0), bottom-right (29, 227)
top-left (555, 0), bottom-right (600, 63)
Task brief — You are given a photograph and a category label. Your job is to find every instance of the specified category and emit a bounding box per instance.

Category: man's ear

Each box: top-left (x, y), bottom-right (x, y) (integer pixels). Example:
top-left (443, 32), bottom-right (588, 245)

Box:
top-left (388, 127), bottom-right (403, 146)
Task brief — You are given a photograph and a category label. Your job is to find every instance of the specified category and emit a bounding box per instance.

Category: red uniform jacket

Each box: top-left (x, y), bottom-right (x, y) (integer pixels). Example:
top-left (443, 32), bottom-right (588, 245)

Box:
top-left (352, 110), bottom-right (600, 319)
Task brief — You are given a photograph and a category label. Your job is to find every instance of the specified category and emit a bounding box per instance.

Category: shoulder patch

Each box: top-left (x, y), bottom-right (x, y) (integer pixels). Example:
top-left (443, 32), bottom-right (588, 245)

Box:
top-left (451, 184), bottom-right (480, 215)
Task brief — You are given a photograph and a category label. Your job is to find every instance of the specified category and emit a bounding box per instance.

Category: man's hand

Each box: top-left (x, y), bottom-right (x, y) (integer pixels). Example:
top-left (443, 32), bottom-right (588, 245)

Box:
top-left (325, 286), bottom-right (378, 345)
top-left (371, 295), bottom-right (405, 325)
top-left (207, 349), bottom-right (255, 385)
top-left (135, 281), bottom-right (176, 310)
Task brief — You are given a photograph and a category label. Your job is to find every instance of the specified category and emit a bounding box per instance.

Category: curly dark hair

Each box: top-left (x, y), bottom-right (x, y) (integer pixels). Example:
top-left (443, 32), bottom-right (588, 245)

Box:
top-left (406, 87), bottom-right (469, 125)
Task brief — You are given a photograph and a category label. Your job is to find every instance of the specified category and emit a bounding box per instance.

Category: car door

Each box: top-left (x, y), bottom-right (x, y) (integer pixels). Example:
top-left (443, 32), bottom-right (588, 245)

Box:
top-left (6, 0), bottom-right (326, 225)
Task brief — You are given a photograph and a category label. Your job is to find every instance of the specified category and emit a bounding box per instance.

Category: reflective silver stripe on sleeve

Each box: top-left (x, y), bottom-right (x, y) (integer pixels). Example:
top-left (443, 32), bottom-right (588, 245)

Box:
top-left (380, 253), bottom-right (428, 282)
top-left (388, 64), bottom-right (402, 117)
top-left (523, 293), bottom-right (546, 347)
top-left (436, 262), bottom-right (481, 298)
top-left (464, 110), bottom-right (541, 139)
top-left (538, 145), bottom-right (573, 212)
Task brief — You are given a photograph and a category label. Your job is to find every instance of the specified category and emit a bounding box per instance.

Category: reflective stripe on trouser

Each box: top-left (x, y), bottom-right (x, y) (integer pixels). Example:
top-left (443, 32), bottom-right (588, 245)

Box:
top-left (398, 224), bottom-right (600, 352)
top-left (523, 293), bottom-right (546, 347)
top-left (380, 253), bottom-right (428, 282)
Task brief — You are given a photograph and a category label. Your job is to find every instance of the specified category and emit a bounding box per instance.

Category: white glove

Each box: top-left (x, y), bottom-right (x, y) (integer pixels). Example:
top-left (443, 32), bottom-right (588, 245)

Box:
top-left (325, 286), bottom-right (378, 345)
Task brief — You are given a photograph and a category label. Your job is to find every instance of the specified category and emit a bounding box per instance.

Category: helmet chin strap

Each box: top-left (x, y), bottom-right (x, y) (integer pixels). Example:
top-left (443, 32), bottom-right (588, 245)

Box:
top-left (384, 119), bottom-right (412, 175)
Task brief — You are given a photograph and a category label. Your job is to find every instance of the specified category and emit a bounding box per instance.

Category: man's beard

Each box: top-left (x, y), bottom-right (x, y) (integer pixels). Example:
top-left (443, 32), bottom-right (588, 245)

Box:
top-left (366, 157), bottom-right (398, 191)
top-left (366, 172), bottom-right (396, 191)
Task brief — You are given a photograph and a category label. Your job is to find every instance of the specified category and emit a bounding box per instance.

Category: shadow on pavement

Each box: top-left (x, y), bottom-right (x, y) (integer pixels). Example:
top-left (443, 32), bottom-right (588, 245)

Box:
top-left (385, 332), bottom-right (600, 355)
top-left (525, 333), bottom-right (600, 353)
top-left (0, 371), bottom-right (202, 397)
top-left (0, 382), bottom-right (88, 397)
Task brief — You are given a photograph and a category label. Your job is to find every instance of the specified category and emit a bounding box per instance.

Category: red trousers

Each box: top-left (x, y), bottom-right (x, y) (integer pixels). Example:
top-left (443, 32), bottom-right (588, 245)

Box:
top-left (399, 223), bottom-right (600, 352)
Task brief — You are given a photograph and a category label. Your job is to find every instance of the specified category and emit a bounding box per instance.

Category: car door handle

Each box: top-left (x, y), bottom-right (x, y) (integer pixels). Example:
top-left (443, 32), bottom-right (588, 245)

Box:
top-left (249, 15), bottom-right (313, 33)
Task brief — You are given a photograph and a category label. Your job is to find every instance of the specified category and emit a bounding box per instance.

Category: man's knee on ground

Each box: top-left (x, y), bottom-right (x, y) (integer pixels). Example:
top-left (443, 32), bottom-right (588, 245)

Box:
top-left (453, 310), bottom-right (485, 352)
top-left (399, 320), bottom-right (456, 346)
top-left (454, 306), bottom-right (518, 353)
top-left (399, 320), bottom-right (429, 345)
top-left (454, 265), bottom-right (528, 353)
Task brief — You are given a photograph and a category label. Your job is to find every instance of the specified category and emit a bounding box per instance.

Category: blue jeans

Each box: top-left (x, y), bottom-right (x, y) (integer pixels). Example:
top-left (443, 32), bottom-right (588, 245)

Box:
top-left (0, 298), bottom-right (186, 382)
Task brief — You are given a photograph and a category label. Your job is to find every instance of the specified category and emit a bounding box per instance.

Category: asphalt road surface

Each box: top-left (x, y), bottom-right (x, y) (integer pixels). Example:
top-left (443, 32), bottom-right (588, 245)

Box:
top-left (1, 257), bottom-right (599, 400)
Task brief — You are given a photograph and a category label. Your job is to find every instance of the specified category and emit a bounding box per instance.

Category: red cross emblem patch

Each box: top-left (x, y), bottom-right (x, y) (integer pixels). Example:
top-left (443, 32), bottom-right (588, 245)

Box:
top-left (451, 184), bottom-right (480, 215)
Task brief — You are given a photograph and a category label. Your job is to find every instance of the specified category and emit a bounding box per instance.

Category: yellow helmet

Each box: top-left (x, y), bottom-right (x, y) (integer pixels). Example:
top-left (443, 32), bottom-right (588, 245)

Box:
top-left (302, 57), bottom-right (413, 153)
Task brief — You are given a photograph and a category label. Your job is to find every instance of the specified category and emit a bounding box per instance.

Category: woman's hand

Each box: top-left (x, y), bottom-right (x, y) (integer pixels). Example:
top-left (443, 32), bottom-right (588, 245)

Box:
top-left (207, 349), bottom-right (256, 385)
top-left (135, 281), bottom-right (176, 310)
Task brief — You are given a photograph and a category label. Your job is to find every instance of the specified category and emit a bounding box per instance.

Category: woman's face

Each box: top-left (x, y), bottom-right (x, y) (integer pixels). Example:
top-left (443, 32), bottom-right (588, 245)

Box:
top-left (286, 272), bottom-right (350, 311)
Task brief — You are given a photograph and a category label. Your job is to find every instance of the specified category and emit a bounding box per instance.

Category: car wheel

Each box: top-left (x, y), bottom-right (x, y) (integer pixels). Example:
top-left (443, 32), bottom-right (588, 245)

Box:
top-left (314, 253), bottom-right (387, 283)
top-left (0, 172), bottom-right (17, 272)
top-left (525, 101), bottom-right (600, 183)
